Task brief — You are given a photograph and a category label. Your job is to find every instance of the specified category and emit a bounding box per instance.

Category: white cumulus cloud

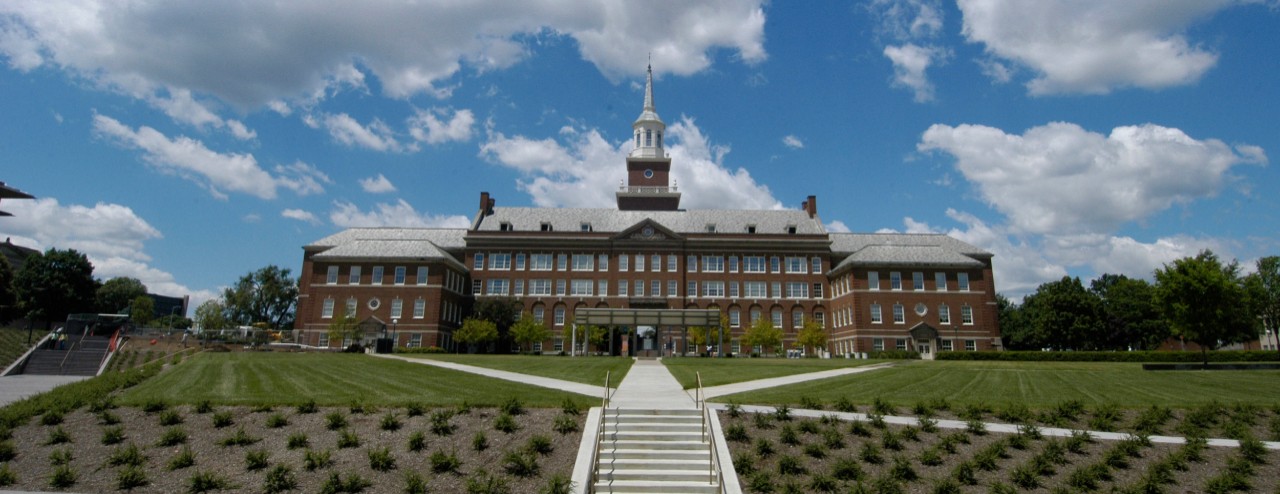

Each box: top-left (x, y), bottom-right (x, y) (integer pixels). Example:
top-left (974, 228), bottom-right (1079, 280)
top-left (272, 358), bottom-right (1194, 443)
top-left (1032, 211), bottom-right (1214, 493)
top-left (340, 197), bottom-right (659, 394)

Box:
top-left (782, 135), bottom-right (804, 149)
top-left (329, 200), bottom-right (471, 229)
top-left (408, 108), bottom-right (476, 145)
top-left (281, 208), bottom-right (321, 225)
top-left (308, 113), bottom-right (406, 153)
top-left (884, 44), bottom-right (946, 102)
top-left (359, 174), bottom-right (397, 194)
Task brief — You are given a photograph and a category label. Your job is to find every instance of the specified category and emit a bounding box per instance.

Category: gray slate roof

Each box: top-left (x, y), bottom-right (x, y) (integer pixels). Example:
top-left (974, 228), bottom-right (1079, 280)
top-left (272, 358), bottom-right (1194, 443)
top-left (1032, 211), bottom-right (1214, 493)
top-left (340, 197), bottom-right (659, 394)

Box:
top-left (306, 228), bottom-right (467, 268)
top-left (306, 228), bottom-right (467, 250)
top-left (474, 207), bottom-right (825, 235)
top-left (829, 233), bottom-right (990, 272)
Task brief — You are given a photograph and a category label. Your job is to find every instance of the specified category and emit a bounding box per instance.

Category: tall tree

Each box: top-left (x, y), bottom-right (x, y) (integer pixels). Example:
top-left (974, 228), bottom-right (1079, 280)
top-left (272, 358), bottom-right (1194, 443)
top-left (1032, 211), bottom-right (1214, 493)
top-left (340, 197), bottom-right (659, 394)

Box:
top-left (222, 265), bottom-right (298, 330)
top-left (795, 320), bottom-right (828, 356)
top-left (0, 256), bottom-right (16, 325)
top-left (14, 248), bottom-right (97, 330)
top-left (1022, 276), bottom-right (1105, 350)
top-left (470, 298), bottom-right (522, 352)
top-left (130, 295), bottom-right (155, 327)
top-left (1090, 274), bottom-right (1167, 350)
top-left (509, 314), bottom-right (550, 353)
top-left (742, 317), bottom-right (783, 356)
top-left (454, 318), bottom-right (498, 353)
top-left (1154, 250), bottom-right (1258, 364)
top-left (96, 276), bottom-right (148, 314)
top-left (194, 299), bottom-right (230, 332)
top-left (1249, 256), bottom-right (1280, 357)
top-left (995, 293), bottom-right (1036, 350)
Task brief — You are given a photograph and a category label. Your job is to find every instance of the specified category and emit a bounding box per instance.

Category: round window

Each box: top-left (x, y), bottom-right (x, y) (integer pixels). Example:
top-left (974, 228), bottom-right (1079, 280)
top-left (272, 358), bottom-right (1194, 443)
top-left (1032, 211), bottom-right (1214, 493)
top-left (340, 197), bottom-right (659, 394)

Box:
top-left (914, 303), bottom-right (928, 316)
top-left (368, 298), bottom-right (381, 310)
top-left (643, 169), bottom-right (654, 178)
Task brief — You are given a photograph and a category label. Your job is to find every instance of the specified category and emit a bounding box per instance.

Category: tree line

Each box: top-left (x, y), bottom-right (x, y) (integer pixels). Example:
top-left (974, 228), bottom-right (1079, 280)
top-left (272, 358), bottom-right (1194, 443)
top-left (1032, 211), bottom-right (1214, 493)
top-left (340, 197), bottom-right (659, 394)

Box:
top-left (999, 251), bottom-right (1279, 360)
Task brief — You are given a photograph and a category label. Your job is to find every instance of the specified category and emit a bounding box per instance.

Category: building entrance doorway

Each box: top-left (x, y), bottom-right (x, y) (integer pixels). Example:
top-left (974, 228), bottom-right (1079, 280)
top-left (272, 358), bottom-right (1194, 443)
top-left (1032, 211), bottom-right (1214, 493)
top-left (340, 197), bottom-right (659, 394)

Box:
top-left (572, 308), bottom-right (720, 357)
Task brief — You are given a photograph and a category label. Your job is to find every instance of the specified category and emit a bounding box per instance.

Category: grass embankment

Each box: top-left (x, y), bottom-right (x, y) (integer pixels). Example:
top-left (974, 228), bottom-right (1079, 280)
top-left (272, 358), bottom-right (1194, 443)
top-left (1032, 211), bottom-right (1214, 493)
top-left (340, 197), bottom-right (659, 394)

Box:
top-left (716, 360), bottom-right (1280, 409)
top-left (118, 352), bottom-right (597, 408)
top-left (663, 358), bottom-right (890, 389)
top-left (0, 327), bottom-right (46, 371)
top-left (404, 353), bottom-right (633, 386)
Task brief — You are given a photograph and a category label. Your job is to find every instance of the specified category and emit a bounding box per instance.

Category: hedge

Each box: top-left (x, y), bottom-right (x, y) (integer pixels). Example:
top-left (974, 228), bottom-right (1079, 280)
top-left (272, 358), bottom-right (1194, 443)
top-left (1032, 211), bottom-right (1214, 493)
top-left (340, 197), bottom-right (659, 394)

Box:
top-left (935, 350), bottom-right (1280, 363)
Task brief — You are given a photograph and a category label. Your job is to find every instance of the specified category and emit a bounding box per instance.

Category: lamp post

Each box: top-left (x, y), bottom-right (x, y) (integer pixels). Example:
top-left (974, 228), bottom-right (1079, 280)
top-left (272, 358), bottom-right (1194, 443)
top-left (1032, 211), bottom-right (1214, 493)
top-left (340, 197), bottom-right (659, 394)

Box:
top-left (168, 306), bottom-right (181, 336)
top-left (391, 318), bottom-right (398, 349)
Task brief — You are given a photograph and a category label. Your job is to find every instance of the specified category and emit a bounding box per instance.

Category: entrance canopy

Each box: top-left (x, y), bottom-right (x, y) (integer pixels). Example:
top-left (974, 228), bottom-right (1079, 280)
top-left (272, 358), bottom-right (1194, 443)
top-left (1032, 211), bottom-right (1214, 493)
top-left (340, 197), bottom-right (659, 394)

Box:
top-left (573, 308), bottom-right (719, 327)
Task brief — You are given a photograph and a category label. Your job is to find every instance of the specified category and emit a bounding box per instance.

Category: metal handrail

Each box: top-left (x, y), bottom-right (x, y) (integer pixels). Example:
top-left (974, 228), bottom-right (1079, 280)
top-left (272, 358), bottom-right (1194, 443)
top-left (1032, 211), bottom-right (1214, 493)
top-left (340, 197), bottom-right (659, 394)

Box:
top-left (56, 325), bottom-right (89, 374)
top-left (696, 372), bottom-right (725, 490)
top-left (590, 371), bottom-right (611, 492)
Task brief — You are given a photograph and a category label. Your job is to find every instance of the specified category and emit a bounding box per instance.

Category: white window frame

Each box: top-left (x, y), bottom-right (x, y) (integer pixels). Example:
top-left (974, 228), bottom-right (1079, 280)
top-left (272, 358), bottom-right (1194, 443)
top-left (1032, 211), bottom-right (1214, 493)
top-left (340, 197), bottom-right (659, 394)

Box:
top-left (744, 281), bottom-right (767, 298)
top-left (728, 256), bottom-right (739, 273)
top-left (729, 308), bottom-right (741, 327)
top-left (326, 266), bottom-right (339, 285)
top-left (489, 253), bottom-right (511, 270)
top-left (394, 266), bottom-right (406, 285)
top-left (515, 253), bottom-right (526, 271)
top-left (939, 304), bottom-right (951, 325)
top-left (744, 256), bottom-right (766, 273)
top-left (892, 303), bottom-right (905, 324)
top-left (651, 280), bottom-right (661, 297)
top-left (571, 279), bottom-right (594, 296)
top-left (322, 298), bottom-right (334, 319)
top-left (473, 253), bottom-right (485, 270)
top-left (348, 266), bottom-right (361, 285)
top-left (870, 304), bottom-right (882, 324)
top-left (786, 282), bottom-right (808, 299)
top-left (618, 280), bottom-right (628, 296)
top-left (598, 254), bottom-right (609, 271)
top-left (965, 339), bottom-right (977, 351)
top-left (873, 338), bottom-right (884, 351)
top-left (556, 280), bottom-right (567, 296)
top-left (792, 309), bottom-right (803, 328)
top-left (318, 332), bottom-right (329, 347)
top-left (667, 255), bottom-right (678, 272)
top-left (786, 257), bottom-right (806, 274)
top-left (391, 299), bottom-right (403, 320)
top-left (941, 339), bottom-right (953, 351)
top-left (703, 255), bottom-right (724, 273)
top-left (487, 279), bottom-right (510, 296)
top-left (598, 279), bottom-right (608, 297)
top-left (557, 254), bottom-right (568, 271)
top-left (729, 282), bottom-right (740, 298)
top-left (890, 272), bottom-right (902, 291)
top-left (553, 307), bottom-right (565, 326)
top-left (958, 273), bottom-right (971, 291)
top-left (811, 257), bottom-right (822, 274)
top-left (619, 254), bottom-right (629, 272)
top-left (703, 281), bottom-right (725, 298)
top-left (514, 279), bottom-right (525, 296)
top-left (345, 297), bottom-right (357, 317)
top-left (572, 254), bottom-right (594, 271)
top-left (913, 272), bottom-right (924, 291)
top-left (687, 255), bottom-right (698, 273)
top-left (771, 308), bottom-right (783, 328)
top-left (634, 280), bottom-right (644, 296)
top-left (417, 266), bottom-right (428, 285)
top-left (961, 305), bottom-right (974, 325)
top-left (371, 266), bottom-right (384, 285)
top-left (413, 299), bottom-right (425, 319)
top-left (635, 254), bottom-right (645, 272)
top-left (935, 272), bottom-right (947, 292)
top-left (531, 254), bottom-right (553, 271)
top-left (529, 279), bottom-right (552, 296)
top-left (868, 271), bottom-right (879, 291)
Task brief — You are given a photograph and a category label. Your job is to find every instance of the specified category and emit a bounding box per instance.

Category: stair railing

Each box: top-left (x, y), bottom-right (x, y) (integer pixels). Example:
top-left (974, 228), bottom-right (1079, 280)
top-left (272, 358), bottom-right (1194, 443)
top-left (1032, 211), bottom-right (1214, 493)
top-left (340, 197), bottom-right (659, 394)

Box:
top-left (696, 372), bottom-right (725, 490)
top-left (56, 324), bottom-right (89, 374)
top-left (590, 371), bottom-right (611, 491)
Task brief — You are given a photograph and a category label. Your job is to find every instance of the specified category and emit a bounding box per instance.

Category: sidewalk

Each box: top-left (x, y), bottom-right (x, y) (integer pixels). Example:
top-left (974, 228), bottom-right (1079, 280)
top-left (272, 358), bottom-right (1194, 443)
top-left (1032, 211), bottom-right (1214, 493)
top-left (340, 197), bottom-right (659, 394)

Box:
top-left (700, 362), bottom-right (897, 399)
top-left (0, 374), bottom-right (89, 407)
top-left (373, 354), bottom-right (607, 397)
top-left (610, 359), bottom-right (696, 409)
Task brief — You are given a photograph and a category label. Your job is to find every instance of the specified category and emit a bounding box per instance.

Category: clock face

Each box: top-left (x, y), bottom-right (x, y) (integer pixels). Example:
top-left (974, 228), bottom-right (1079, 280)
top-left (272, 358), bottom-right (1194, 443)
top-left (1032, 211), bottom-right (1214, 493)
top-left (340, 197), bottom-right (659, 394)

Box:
top-left (643, 169), bottom-right (654, 178)
top-left (642, 226), bottom-right (654, 237)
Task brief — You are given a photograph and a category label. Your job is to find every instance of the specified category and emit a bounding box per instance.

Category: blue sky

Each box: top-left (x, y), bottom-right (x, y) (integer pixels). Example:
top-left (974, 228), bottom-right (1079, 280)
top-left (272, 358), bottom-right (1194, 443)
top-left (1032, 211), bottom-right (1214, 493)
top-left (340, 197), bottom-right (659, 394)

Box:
top-left (1, 0), bottom-right (1276, 310)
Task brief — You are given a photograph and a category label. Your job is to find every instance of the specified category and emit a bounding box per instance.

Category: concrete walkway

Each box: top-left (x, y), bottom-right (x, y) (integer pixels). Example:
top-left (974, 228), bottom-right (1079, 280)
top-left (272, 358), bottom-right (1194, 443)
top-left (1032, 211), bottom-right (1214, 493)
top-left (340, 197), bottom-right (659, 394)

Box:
top-left (0, 374), bottom-right (89, 407)
top-left (700, 362), bottom-right (897, 399)
top-left (372, 354), bottom-right (607, 397)
top-left (611, 359), bottom-right (696, 409)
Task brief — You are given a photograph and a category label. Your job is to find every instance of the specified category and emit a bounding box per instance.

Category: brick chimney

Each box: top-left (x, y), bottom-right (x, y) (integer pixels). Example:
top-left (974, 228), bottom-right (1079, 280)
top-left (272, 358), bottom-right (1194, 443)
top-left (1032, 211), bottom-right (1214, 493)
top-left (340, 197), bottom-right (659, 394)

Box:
top-left (802, 195), bottom-right (818, 218)
top-left (479, 192), bottom-right (494, 216)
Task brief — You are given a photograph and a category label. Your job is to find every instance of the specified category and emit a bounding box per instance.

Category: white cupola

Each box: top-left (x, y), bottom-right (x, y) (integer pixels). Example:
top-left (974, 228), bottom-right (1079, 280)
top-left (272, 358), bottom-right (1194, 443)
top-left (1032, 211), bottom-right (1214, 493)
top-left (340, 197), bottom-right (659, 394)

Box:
top-left (630, 64), bottom-right (666, 159)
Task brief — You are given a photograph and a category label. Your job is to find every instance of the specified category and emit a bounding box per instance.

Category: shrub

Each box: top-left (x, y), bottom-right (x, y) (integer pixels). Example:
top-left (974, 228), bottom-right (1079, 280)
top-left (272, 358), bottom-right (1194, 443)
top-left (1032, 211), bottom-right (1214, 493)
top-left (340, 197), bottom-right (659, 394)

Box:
top-left (40, 410), bottom-right (64, 426)
top-left (726, 402), bottom-right (743, 417)
top-left (1010, 462), bottom-right (1040, 489)
top-left (107, 442), bottom-right (147, 467)
top-left (777, 454), bottom-right (806, 476)
top-left (936, 349), bottom-right (1280, 362)
top-left (193, 399), bottom-right (214, 414)
top-left (142, 399), bottom-right (167, 414)
top-left (500, 396), bottom-right (525, 416)
top-left (888, 455), bottom-right (917, 482)
top-left (872, 397), bottom-right (895, 416)
top-left (880, 429), bottom-right (902, 451)
top-left (725, 423), bottom-right (750, 442)
top-left (403, 471), bottom-right (427, 494)
top-left (287, 432), bottom-right (308, 449)
top-left (245, 449), bottom-right (270, 471)
top-left (218, 427), bottom-right (260, 447)
top-left (303, 449), bottom-right (333, 471)
top-left (748, 471), bottom-right (777, 493)
top-left (952, 460), bottom-right (977, 485)
top-left (98, 410), bottom-right (121, 425)
top-left (44, 425), bottom-right (71, 445)
top-left (542, 473), bottom-right (574, 494)
top-left (799, 396), bottom-right (824, 410)
top-left (48, 447), bottom-right (73, 466)
top-left (798, 419), bottom-right (821, 434)
top-left (296, 400), bottom-right (318, 414)
top-left (803, 443), bottom-right (827, 459)
top-left (262, 464), bottom-right (297, 494)
top-left (251, 404), bottom-right (273, 413)
top-left (809, 473), bottom-right (839, 493)
top-left (755, 437), bottom-right (776, 458)
top-left (325, 411), bottom-right (348, 430)
top-left (48, 464), bottom-right (77, 489)
top-left (158, 409), bottom-right (184, 426)
top-left (493, 412), bottom-right (519, 433)
top-left (1089, 403), bottom-right (1121, 431)
top-left (859, 442), bottom-right (884, 464)
top-left (368, 446), bottom-right (396, 471)
top-left (1065, 430), bottom-right (1093, 454)
top-left (464, 468), bottom-right (510, 494)
top-left (430, 410), bottom-right (455, 436)
top-left (960, 403), bottom-right (990, 421)
top-left (920, 447), bottom-right (943, 466)
top-left (779, 424), bottom-right (800, 445)
top-left (774, 404), bottom-right (793, 421)
top-left (101, 425), bottom-right (125, 445)
top-left (265, 413), bottom-right (288, 428)
top-left (349, 400), bottom-right (369, 415)
top-left (834, 396), bottom-right (857, 413)
top-left (900, 425), bottom-right (920, 442)
top-left (320, 471), bottom-right (372, 494)
top-left (868, 412), bottom-right (887, 429)
top-left (932, 477), bottom-right (961, 494)
top-left (472, 431), bottom-right (489, 451)
top-left (503, 450), bottom-right (539, 477)
top-left (211, 410), bottom-right (234, 428)
top-left (526, 434), bottom-right (553, 455)
top-left (965, 419), bottom-right (986, 436)
top-left (408, 430), bottom-right (426, 452)
top-left (831, 456), bottom-right (863, 481)
top-left (848, 419), bottom-right (871, 437)
top-left (157, 426), bottom-right (187, 446)
top-left (0, 463), bottom-right (16, 486)
top-left (430, 449), bottom-right (461, 473)
top-left (754, 412), bottom-right (775, 429)
top-left (733, 452), bottom-right (757, 476)
top-left (918, 416), bottom-right (938, 433)
top-left (822, 428), bottom-right (845, 449)
top-left (337, 429), bottom-right (360, 448)
top-left (560, 396), bottom-right (582, 415)
top-left (1238, 435), bottom-right (1267, 465)
top-left (553, 413), bottom-right (578, 434)
top-left (405, 401), bottom-right (426, 417)
top-left (167, 447), bottom-right (196, 470)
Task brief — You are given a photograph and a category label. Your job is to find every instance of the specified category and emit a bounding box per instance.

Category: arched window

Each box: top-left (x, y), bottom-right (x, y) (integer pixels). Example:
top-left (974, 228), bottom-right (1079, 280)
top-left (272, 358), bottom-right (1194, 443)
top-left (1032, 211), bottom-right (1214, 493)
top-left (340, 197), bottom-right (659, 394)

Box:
top-left (645, 129), bottom-right (652, 146)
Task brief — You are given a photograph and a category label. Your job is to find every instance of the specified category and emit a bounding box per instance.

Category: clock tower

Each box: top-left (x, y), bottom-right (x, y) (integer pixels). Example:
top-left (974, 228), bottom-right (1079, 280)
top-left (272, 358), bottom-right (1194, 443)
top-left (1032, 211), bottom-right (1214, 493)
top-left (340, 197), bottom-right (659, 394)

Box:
top-left (617, 64), bottom-right (681, 211)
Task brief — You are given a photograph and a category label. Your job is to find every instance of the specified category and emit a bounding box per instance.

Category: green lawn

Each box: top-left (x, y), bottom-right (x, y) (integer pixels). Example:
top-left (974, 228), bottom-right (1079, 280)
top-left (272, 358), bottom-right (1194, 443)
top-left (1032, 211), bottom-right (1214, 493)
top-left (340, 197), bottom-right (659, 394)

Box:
top-left (0, 327), bottom-right (47, 371)
top-left (403, 353), bottom-right (632, 386)
top-left (662, 357), bottom-right (890, 389)
top-left (714, 360), bottom-right (1280, 409)
top-left (118, 352), bottom-right (597, 408)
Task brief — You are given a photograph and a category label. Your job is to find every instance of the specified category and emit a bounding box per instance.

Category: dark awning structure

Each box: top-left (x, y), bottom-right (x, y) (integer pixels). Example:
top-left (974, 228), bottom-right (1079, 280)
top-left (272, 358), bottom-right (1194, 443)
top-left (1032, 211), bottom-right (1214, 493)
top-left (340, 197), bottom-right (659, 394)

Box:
top-left (0, 181), bottom-right (35, 217)
top-left (573, 308), bottom-right (720, 327)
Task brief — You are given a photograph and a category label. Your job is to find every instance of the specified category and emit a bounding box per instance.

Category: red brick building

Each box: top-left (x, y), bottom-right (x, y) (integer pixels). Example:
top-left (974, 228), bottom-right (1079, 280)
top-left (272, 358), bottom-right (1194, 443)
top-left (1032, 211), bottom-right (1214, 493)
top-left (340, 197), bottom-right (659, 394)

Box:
top-left (295, 67), bottom-right (1001, 356)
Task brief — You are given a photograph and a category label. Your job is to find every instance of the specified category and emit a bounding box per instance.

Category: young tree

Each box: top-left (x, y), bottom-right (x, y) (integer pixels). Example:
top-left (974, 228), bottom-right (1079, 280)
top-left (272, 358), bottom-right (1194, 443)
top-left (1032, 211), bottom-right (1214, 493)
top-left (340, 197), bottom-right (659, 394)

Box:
top-left (1154, 250), bottom-right (1258, 365)
top-left (130, 295), bottom-right (155, 327)
top-left (194, 299), bottom-right (230, 332)
top-left (509, 314), bottom-right (551, 353)
top-left (795, 320), bottom-right (827, 356)
top-left (325, 314), bottom-right (361, 349)
top-left (96, 277), bottom-right (148, 314)
top-left (585, 325), bottom-right (609, 355)
top-left (223, 265), bottom-right (298, 330)
top-left (1249, 256), bottom-right (1280, 358)
top-left (742, 317), bottom-right (782, 356)
top-left (686, 325), bottom-right (713, 352)
top-left (15, 248), bottom-right (97, 330)
top-left (454, 318), bottom-right (498, 353)
top-left (471, 298), bottom-right (522, 351)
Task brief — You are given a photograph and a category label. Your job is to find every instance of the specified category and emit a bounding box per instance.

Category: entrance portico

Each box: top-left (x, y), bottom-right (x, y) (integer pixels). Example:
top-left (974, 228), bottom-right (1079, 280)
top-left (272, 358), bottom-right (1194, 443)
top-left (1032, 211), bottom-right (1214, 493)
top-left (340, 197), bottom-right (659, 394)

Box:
top-left (571, 308), bottom-right (720, 357)
top-left (909, 322), bottom-right (940, 360)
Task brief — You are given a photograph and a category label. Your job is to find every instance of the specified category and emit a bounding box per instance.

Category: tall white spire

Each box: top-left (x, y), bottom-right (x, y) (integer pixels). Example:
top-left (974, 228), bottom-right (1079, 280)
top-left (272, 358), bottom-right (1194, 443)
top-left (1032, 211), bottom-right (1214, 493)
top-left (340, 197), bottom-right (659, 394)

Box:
top-left (643, 63), bottom-right (655, 113)
top-left (631, 62), bottom-right (666, 158)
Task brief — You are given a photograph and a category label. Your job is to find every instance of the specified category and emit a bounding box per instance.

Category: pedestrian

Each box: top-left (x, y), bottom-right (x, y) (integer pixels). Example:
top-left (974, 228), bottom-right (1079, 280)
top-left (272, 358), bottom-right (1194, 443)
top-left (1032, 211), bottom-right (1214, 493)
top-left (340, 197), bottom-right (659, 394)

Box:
top-left (57, 331), bottom-right (67, 350)
top-left (181, 331), bottom-right (188, 348)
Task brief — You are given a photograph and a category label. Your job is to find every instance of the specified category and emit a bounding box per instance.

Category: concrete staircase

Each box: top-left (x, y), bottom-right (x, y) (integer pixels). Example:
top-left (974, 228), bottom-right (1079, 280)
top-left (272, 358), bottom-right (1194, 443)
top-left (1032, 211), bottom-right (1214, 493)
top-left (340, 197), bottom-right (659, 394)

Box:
top-left (594, 408), bottom-right (720, 494)
top-left (21, 336), bottom-right (111, 376)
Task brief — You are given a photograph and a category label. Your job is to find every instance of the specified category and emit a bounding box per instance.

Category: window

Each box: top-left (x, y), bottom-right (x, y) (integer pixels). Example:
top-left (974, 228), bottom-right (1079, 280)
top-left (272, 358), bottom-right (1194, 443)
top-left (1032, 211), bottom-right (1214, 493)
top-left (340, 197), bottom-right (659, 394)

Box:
top-left (345, 297), bottom-right (357, 316)
top-left (813, 311), bottom-right (824, 327)
top-left (668, 255), bottom-right (678, 272)
top-left (571, 279), bottom-right (593, 296)
top-left (554, 307), bottom-right (565, 326)
top-left (771, 282), bottom-right (782, 299)
top-left (913, 272), bottom-right (924, 291)
top-left (533, 306), bottom-right (544, 323)
top-left (771, 308), bottom-right (783, 328)
top-left (619, 254), bottom-right (629, 271)
top-left (598, 280), bottom-right (608, 296)
top-left (702, 256), bottom-right (724, 273)
top-left (371, 266), bottom-right (384, 285)
top-left (890, 272), bottom-right (902, 290)
top-left (555, 280), bottom-right (566, 296)
top-left (572, 254), bottom-right (594, 271)
top-left (417, 267), bottom-right (428, 285)
top-left (938, 304), bottom-right (951, 325)
top-left (514, 279), bottom-right (524, 296)
top-left (473, 253), bottom-right (484, 270)
top-left (868, 271), bottom-right (879, 290)
top-left (703, 281), bottom-right (725, 298)
top-left (322, 298), bottom-right (334, 318)
top-left (650, 254), bottom-right (661, 272)
top-left (750, 307), bottom-right (762, 324)
top-left (744, 256), bottom-right (766, 273)
top-left (745, 281), bottom-right (767, 298)
top-left (472, 280), bottom-right (482, 295)
top-left (792, 309), bottom-right (804, 328)
top-left (529, 279), bottom-right (552, 296)
top-left (961, 305), bottom-right (974, 325)
top-left (958, 273), bottom-right (970, 291)
top-left (490, 253), bottom-right (511, 270)
top-left (706, 224), bottom-right (716, 233)
top-left (318, 332), bottom-right (329, 347)
top-left (580, 223), bottom-right (592, 232)
top-left (408, 334), bottom-right (422, 348)
top-left (941, 339), bottom-right (953, 351)
top-left (965, 339), bottom-right (977, 351)
top-left (326, 266), bottom-right (339, 284)
top-left (812, 283), bottom-right (823, 298)
top-left (634, 280), bottom-right (644, 296)
top-left (893, 304), bottom-right (905, 324)
top-left (487, 279), bottom-right (510, 296)
top-left (553, 338), bottom-right (564, 352)
top-left (687, 281), bottom-right (696, 297)
top-left (394, 266), bottom-right (406, 285)
top-left (729, 282), bottom-right (740, 298)
top-left (896, 339), bottom-right (907, 351)
top-left (935, 272), bottom-right (947, 291)
top-left (515, 253), bottom-right (526, 270)
top-left (729, 308), bottom-right (741, 327)
top-left (687, 255), bottom-right (698, 272)
top-left (635, 254), bottom-right (645, 272)
top-left (770, 256), bottom-right (781, 273)
top-left (557, 254), bottom-right (568, 270)
top-left (811, 257), bottom-right (822, 274)
top-left (540, 222), bottom-right (552, 231)
top-left (728, 256), bottom-right (739, 273)
top-left (786, 282), bottom-right (808, 299)
top-left (618, 280), bottom-right (628, 296)
top-left (873, 338), bottom-right (884, 351)
top-left (598, 254), bottom-right (609, 270)
top-left (391, 299), bottom-right (403, 320)
top-left (531, 254), bottom-right (553, 271)
top-left (786, 257), bottom-right (807, 274)
top-left (651, 280), bottom-right (661, 297)
top-left (870, 304), bottom-right (882, 324)
top-left (348, 266), bottom-right (361, 284)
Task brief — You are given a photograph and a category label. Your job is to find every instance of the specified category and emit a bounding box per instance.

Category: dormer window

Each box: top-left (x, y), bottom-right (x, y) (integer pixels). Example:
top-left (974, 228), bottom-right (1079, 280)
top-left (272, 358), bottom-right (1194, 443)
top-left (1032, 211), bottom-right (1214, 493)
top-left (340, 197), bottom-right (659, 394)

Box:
top-left (705, 224), bottom-right (716, 233)
top-left (580, 223), bottom-right (592, 232)
top-left (540, 222), bottom-right (553, 232)
top-left (746, 225), bottom-right (757, 234)
top-left (787, 225), bottom-right (797, 235)
top-left (499, 222), bottom-right (513, 232)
